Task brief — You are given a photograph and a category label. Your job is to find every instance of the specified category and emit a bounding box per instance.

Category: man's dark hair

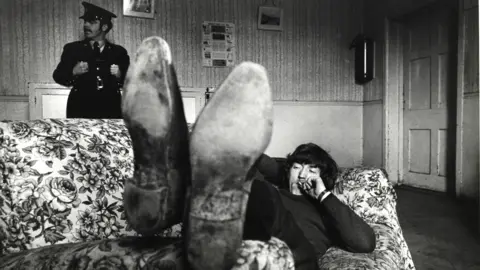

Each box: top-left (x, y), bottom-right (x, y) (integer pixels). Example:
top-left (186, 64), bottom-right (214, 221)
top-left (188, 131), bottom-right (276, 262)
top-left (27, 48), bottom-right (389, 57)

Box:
top-left (285, 143), bottom-right (339, 190)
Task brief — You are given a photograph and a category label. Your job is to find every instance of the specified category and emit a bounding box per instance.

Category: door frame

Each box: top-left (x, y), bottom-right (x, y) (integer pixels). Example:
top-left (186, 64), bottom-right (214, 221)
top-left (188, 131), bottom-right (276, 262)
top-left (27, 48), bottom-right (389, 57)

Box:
top-left (383, 1), bottom-right (463, 196)
top-left (383, 18), bottom-right (404, 186)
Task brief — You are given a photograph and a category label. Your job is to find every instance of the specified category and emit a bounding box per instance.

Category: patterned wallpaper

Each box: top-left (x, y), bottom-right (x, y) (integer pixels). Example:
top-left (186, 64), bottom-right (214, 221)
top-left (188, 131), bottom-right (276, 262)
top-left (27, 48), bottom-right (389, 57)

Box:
top-left (463, 5), bottom-right (479, 94)
top-left (0, 0), bottom-right (365, 101)
top-left (363, 0), bottom-right (387, 101)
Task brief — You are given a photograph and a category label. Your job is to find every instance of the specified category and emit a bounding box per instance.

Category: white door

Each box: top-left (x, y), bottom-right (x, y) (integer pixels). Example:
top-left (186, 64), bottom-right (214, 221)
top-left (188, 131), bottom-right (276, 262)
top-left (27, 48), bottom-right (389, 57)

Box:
top-left (402, 2), bottom-right (457, 192)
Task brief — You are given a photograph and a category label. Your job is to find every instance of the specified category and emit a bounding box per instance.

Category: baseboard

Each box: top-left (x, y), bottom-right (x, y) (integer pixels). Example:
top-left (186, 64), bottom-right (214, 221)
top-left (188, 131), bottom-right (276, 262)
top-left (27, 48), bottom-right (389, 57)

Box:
top-left (0, 95), bottom-right (29, 102)
top-left (363, 99), bottom-right (383, 105)
top-left (464, 91), bottom-right (479, 99)
top-left (395, 184), bottom-right (453, 197)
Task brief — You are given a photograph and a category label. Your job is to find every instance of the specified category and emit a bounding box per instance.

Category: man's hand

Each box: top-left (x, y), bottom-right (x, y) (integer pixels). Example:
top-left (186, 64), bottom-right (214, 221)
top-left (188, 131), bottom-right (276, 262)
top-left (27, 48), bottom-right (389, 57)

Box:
top-left (73, 61), bottom-right (88, 76)
top-left (110, 64), bottom-right (121, 78)
top-left (298, 176), bottom-right (327, 200)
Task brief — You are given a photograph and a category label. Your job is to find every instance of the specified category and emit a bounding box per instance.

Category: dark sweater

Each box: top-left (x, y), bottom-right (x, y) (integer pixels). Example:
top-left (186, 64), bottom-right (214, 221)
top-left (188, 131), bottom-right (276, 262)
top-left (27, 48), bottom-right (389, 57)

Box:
top-left (256, 154), bottom-right (376, 256)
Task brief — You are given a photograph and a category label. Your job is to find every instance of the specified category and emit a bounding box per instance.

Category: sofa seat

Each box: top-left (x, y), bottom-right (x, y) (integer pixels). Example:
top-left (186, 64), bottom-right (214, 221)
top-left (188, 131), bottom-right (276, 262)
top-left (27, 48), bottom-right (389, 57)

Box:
top-left (0, 236), bottom-right (293, 270)
top-left (1, 119), bottom-right (415, 269)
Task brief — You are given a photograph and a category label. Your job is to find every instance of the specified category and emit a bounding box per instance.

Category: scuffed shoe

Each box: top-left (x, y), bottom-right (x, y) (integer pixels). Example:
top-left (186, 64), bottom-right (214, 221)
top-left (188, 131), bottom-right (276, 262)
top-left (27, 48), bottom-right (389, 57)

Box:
top-left (186, 62), bottom-right (273, 270)
top-left (122, 36), bottom-right (191, 235)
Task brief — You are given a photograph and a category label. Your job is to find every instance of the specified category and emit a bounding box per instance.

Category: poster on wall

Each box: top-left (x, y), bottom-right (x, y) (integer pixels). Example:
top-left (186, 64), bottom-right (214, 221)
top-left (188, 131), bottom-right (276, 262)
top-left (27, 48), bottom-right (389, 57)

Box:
top-left (202, 21), bottom-right (235, 67)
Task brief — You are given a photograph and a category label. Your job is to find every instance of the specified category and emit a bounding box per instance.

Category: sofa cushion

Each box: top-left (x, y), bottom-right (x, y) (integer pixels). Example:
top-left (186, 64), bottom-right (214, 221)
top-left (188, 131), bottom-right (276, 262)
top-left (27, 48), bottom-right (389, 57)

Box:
top-left (0, 235), bottom-right (294, 270)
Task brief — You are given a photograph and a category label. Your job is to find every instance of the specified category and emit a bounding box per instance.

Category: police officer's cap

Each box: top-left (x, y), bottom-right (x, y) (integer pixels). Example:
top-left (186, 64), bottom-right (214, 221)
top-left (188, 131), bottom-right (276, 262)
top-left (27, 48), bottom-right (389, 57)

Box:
top-left (79, 2), bottom-right (117, 22)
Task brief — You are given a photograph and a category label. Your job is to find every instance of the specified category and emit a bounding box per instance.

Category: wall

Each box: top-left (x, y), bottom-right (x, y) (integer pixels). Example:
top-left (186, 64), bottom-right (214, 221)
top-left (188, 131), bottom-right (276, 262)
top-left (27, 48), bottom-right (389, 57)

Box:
top-left (459, 0), bottom-right (479, 204)
top-left (0, 0), bottom-right (366, 166)
top-left (361, 0), bottom-right (389, 168)
top-left (0, 0), bottom-right (364, 101)
top-left (462, 94), bottom-right (479, 199)
top-left (362, 100), bottom-right (383, 166)
top-left (266, 101), bottom-right (363, 167)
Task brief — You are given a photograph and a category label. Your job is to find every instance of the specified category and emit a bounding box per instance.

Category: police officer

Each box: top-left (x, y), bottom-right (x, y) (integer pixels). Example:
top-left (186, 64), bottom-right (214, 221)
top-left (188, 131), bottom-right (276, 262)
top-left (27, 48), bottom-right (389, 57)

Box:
top-left (53, 2), bottom-right (130, 119)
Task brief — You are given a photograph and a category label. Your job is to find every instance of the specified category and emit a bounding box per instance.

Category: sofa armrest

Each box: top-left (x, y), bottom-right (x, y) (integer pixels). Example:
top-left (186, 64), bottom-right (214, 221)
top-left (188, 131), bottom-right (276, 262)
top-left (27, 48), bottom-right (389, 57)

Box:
top-left (333, 167), bottom-right (398, 230)
top-left (319, 223), bottom-right (403, 270)
top-left (330, 167), bottom-right (416, 270)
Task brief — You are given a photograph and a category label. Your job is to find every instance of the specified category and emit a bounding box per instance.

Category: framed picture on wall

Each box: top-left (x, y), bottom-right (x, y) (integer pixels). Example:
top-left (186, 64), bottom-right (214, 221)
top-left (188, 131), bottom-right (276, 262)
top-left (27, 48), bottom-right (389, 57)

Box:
top-left (123, 0), bottom-right (155, 19)
top-left (257, 6), bottom-right (283, 31)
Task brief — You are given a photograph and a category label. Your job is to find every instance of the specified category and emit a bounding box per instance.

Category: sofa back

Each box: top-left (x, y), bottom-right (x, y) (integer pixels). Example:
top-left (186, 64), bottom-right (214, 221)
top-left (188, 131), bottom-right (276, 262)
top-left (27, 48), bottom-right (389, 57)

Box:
top-left (0, 119), bottom-right (142, 254)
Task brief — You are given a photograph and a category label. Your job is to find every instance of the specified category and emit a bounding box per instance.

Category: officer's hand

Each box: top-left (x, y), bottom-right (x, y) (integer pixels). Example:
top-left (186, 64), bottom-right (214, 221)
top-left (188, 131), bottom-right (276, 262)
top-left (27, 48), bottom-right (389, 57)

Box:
top-left (73, 61), bottom-right (88, 76)
top-left (110, 64), bottom-right (121, 78)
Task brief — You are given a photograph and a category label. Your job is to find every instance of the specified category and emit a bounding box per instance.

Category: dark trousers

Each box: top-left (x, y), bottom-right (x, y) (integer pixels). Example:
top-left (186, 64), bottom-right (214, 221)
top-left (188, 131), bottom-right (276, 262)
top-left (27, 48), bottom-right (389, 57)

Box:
top-left (243, 180), bottom-right (318, 270)
top-left (67, 88), bottom-right (122, 119)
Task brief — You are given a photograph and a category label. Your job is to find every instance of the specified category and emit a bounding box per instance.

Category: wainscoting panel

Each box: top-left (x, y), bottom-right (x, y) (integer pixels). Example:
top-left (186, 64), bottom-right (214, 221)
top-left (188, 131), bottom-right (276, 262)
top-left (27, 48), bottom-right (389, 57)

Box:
top-left (363, 100), bottom-right (384, 167)
top-left (0, 96), bottom-right (29, 120)
top-left (265, 101), bottom-right (363, 168)
top-left (461, 92), bottom-right (479, 201)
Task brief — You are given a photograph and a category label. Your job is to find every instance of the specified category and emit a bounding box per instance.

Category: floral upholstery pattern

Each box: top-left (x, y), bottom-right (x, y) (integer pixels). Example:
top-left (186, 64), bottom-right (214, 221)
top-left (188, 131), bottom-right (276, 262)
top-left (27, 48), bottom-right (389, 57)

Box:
top-left (0, 236), bottom-right (294, 270)
top-left (0, 119), bottom-right (136, 253)
top-left (322, 167), bottom-right (416, 270)
top-left (0, 119), bottom-right (293, 269)
top-left (233, 238), bottom-right (295, 270)
top-left (0, 119), bottom-right (414, 269)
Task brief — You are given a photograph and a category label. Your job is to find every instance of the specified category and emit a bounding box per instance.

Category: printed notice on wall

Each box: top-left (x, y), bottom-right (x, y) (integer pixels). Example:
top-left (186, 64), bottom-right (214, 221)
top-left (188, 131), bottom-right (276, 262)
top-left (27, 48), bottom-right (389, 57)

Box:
top-left (202, 21), bottom-right (235, 67)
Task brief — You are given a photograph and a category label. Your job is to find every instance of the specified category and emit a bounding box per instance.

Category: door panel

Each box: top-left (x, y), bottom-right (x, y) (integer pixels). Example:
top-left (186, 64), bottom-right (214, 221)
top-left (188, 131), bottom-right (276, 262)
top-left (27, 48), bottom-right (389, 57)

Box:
top-left (409, 57), bottom-right (431, 110)
top-left (438, 53), bottom-right (449, 108)
top-left (408, 129), bottom-right (431, 174)
top-left (403, 2), bottom-right (457, 192)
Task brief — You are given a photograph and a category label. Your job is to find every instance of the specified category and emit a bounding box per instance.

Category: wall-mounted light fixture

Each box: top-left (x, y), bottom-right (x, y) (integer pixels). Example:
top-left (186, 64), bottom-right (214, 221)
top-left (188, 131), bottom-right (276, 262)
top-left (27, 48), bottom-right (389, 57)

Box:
top-left (349, 34), bottom-right (375, 84)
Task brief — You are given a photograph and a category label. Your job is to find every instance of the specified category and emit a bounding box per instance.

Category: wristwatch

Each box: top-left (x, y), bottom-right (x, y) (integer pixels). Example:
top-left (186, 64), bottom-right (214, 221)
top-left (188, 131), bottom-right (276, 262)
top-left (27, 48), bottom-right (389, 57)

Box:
top-left (317, 190), bottom-right (331, 202)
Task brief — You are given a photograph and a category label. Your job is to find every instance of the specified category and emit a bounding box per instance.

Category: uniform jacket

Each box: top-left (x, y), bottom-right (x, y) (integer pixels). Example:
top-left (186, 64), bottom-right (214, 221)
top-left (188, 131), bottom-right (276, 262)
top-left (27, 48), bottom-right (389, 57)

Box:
top-left (53, 40), bottom-right (130, 93)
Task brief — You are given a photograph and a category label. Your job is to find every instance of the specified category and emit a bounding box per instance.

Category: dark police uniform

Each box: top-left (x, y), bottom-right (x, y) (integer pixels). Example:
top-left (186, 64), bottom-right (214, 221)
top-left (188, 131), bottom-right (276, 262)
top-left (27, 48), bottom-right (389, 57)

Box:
top-left (53, 2), bottom-right (130, 119)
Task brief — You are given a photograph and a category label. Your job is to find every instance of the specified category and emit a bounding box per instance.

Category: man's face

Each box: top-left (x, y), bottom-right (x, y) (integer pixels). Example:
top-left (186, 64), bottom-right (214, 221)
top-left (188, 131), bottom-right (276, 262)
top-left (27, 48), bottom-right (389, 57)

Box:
top-left (288, 162), bottom-right (320, 195)
top-left (83, 19), bottom-right (105, 40)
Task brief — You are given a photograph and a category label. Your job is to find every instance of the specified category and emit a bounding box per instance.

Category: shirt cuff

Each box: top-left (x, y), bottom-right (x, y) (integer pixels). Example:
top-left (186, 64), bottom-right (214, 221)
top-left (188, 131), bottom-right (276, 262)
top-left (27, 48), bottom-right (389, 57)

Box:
top-left (318, 191), bottom-right (332, 202)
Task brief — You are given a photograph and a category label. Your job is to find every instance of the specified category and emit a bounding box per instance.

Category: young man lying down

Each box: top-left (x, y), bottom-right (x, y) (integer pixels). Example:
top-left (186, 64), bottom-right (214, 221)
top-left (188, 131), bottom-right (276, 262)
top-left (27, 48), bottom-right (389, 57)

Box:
top-left (122, 36), bottom-right (376, 270)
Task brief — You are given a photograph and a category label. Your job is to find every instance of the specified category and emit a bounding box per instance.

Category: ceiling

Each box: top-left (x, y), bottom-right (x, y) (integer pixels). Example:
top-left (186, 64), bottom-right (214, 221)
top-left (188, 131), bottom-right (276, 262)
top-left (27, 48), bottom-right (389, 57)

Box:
top-left (384, 0), bottom-right (442, 18)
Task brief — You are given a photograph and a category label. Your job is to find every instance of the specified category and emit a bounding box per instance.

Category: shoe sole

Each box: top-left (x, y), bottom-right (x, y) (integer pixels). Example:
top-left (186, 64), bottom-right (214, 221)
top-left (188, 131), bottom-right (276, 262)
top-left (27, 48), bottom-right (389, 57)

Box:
top-left (122, 36), bottom-right (190, 235)
top-left (186, 62), bottom-right (273, 269)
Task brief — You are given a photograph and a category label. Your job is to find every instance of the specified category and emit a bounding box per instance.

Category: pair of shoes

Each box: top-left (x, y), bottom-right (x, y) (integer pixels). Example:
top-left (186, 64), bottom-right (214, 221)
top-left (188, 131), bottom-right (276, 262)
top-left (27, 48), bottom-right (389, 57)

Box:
top-left (122, 36), bottom-right (273, 269)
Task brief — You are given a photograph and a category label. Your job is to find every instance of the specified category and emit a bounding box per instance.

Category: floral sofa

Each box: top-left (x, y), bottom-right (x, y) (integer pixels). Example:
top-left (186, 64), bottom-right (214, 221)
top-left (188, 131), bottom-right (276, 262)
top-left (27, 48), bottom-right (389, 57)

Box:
top-left (0, 118), bottom-right (415, 269)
